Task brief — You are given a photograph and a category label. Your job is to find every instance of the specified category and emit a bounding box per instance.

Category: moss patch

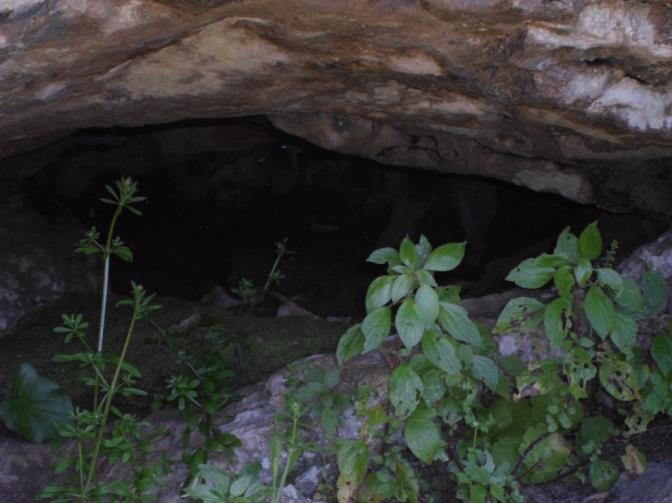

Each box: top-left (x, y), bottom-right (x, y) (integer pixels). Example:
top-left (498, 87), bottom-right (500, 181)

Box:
top-left (0, 293), bottom-right (345, 412)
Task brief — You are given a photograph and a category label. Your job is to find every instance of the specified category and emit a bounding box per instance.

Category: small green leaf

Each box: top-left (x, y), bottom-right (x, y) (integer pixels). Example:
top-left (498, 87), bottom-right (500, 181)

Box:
top-left (505, 258), bottom-right (555, 289)
top-left (574, 258), bottom-right (593, 288)
top-left (583, 285), bottom-right (615, 339)
top-left (399, 237), bottom-right (419, 269)
top-left (336, 439), bottom-right (369, 501)
top-left (642, 270), bottom-right (668, 315)
top-left (579, 221), bottom-right (602, 261)
top-left (599, 360), bottom-right (638, 401)
top-left (472, 355), bottom-right (499, 391)
top-left (614, 278), bottom-right (647, 319)
top-left (422, 330), bottom-right (461, 375)
top-left (396, 299), bottom-right (424, 349)
top-left (415, 285), bottom-right (440, 327)
top-left (438, 302), bottom-right (481, 346)
top-left (554, 267), bottom-right (574, 298)
top-left (389, 364), bottom-right (423, 418)
top-left (597, 268), bottom-right (623, 295)
top-left (365, 275), bottom-right (394, 312)
top-left (544, 297), bottom-right (569, 348)
top-left (589, 459), bottom-right (618, 492)
top-left (391, 273), bottom-right (414, 303)
top-left (367, 247), bottom-right (400, 266)
top-left (404, 407), bottom-right (444, 463)
top-left (554, 227), bottom-right (580, 263)
top-left (337, 324), bottom-right (365, 365)
top-left (652, 332), bottom-right (672, 375)
top-left (494, 297), bottom-right (545, 334)
top-left (424, 242), bottom-right (466, 272)
top-left (621, 444), bottom-right (647, 476)
top-left (362, 307), bottom-right (391, 353)
top-left (609, 312), bottom-right (637, 357)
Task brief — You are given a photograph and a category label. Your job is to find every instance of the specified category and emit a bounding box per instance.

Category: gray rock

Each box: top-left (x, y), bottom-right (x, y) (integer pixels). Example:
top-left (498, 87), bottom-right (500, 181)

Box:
top-left (0, 205), bottom-right (98, 336)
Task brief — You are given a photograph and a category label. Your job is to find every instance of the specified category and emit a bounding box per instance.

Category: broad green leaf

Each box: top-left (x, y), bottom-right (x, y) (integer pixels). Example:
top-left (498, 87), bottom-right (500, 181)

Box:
top-left (597, 268), bottom-right (623, 295)
top-left (367, 247), bottom-right (400, 266)
top-left (609, 312), bottom-right (637, 357)
top-left (574, 258), bottom-right (593, 288)
top-left (391, 273), bottom-right (414, 303)
top-left (414, 269), bottom-right (438, 287)
top-left (642, 270), bottom-right (668, 315)
top-left (389, 364), bottom-right (423, 418)
top-left (437, 285), bottom-right (461, 304)
top-left (536, 253), bottom-right (570, 268)
top-left (415, 285), bottom-right (440, 327)
top-left (554, 227), bottom-right (580, 263)
top-left (520, 427), bottom-right (571, 484)
top-left (614, 278), bottom-right (647, 319)
top-left (472, 355), bottom-right (499, 392)
top-left (365, 275), bottom-right (394, 312)
top-left (578, 416), bottom-right (615, 452)
top-left (0, 363), bottom-right (73, 443)
top-left (544, 297), bottom-right (569, 348)
top-left (422, 330), bottom-right (461, 375)
top-left (652, 332), bottom-right (672, 375)
top-left (418, 368), bottom-right (446, 404)
top-left (416, 234), bottom-right (433, 263)
top-left (424, 242), bottom-right (465, 272)
top-left (438, 302), bottom-right (481, 346)
top-left (554, 267), bottom-right (574, 298)
top-left (589, 459), bottom-right (618, 492)
top-left (336, 324), bottom-right (365, 365)
top-left (583, 285), bottom-right (615, 339)
top-left (336, 439), bottom-right (369, 503)
top-left (404, 407), bottom-right (444, 463)
top-left (599, 360), bottom-right (638, 401)
top-left (494, 297), bottom-right (545, 334)
top-left (399, 237), bottom-right (418, 269)
top-left (579, 221), bottom-right (602, 261)
top-left (505, 258), bottom-right (555, 289)
top-left (564, 348), bottom-right (597, 399)
top-left (362, 307), bottom-right (391, 353)
top-left (396, 299), bottom-right (424, 349)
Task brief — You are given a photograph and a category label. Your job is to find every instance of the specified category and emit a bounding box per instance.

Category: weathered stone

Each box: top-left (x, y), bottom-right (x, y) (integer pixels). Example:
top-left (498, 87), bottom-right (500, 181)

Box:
top-left (4, 1), bottom-right (672, 217)
top-left (0, 436), bottom-right (56, 503)
top-left (0, 203), bottom-right (98, 335)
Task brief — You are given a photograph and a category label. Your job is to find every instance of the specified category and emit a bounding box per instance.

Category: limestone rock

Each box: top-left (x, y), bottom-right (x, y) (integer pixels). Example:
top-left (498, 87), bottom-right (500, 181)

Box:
top-left (4, 1), bottom-right (672, 217)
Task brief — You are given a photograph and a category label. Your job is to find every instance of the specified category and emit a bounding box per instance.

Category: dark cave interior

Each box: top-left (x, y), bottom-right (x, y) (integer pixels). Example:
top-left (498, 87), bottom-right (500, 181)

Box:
top-left (4, 116), bottom-right (663, 318)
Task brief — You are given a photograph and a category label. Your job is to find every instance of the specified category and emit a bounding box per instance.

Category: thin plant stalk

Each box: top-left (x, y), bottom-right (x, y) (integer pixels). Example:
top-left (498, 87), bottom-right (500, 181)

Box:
top-left (84, 299), bottom-right (139, 495)
top-left (97, 205), bottom-right (122, 353)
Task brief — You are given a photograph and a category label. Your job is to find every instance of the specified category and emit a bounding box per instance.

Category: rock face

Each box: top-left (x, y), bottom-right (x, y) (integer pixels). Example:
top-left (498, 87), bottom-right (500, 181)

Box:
top-left (0, 201), bottom-right (98, 335)
top-left (3, 1), bottom-right (672, 218)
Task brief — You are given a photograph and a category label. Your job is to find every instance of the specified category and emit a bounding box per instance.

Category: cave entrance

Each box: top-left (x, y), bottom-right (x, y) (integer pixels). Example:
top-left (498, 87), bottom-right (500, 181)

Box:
top-left (11, 117), bottom-right (662, 318)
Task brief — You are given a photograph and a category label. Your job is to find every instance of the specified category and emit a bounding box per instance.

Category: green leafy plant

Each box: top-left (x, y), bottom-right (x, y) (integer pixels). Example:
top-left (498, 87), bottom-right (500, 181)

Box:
top-left (164, 331), bottom-right (240, 484)
top-left (0, 363), bottom-right (73, 443)
top-left (491, 221), bottom-right (669, 493)
top-left (335, 235), bottom-right (514, 502)
top-left (41, 284), bottom-right (164, 502)
top-left (269, 396), bottom-right (309, 503)
top-left (38, 180), bottom-right (169, 502)
top-left (232, 238), bottom-right (294, 313)
top-left (183, 462), bottom-right (269, 503)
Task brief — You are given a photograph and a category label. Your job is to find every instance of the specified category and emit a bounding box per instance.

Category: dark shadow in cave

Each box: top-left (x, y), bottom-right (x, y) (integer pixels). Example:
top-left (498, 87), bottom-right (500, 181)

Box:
top-left (16, 116), bottom-right (663, 317)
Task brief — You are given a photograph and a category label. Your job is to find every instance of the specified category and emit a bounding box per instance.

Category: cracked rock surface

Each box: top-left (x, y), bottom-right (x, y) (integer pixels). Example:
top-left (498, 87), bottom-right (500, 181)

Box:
top-left (3, 1), bottom-right (672, 217)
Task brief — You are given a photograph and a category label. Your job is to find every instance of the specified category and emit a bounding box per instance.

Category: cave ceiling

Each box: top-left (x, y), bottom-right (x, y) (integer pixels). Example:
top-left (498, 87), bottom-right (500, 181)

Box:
top-left (3, 0), bottom-right (672, 219)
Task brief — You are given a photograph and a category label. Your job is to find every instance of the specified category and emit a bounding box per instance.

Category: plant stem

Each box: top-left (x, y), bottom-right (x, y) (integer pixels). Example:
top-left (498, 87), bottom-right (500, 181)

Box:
top-left (97, 205), bottom-right (122, 354)
top-left (272, 414), bottom-right (299, 503)
top-left (84, 304), bottom-right (138, 494)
